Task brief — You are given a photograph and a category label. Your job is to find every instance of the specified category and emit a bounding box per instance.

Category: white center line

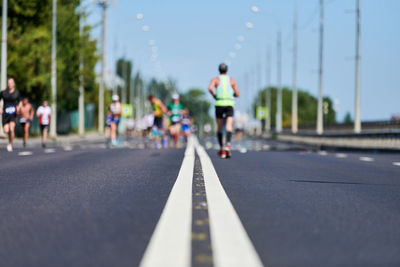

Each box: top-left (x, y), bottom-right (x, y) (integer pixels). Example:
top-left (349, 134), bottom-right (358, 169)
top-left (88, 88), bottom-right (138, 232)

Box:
top-left (139, 137), bottom-right (195, 267)
top-left (196, 144), bottom-right (263, 267)
top-left (18, 151), bottom-right (33, 156)
top-left (360, 156), bottom-right (374, 162)
top-left (44, 148), bottom-right (56, 154)
top-left (393, 162), bottom-right (400, 167)
top-left (336, 153), bottom-right (348, 158)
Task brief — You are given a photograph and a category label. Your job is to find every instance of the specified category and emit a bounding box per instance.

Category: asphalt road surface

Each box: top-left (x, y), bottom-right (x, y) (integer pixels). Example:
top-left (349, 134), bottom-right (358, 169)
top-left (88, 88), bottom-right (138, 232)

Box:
top-left (0, 137), bottom-right (399, 267)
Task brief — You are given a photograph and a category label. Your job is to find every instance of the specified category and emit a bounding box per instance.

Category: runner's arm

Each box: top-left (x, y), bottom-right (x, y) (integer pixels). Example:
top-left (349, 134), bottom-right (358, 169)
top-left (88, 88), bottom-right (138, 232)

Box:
top-left (16, 102), bottom-right (22, 114)
top-left (208, 78), bottom-right (217, 99)
top-left (158, 101), bottom-right (168, 114)
top-left (231, 77), bottom-right (240, 97)
top-left (16, 100), bottom-right (23, 114)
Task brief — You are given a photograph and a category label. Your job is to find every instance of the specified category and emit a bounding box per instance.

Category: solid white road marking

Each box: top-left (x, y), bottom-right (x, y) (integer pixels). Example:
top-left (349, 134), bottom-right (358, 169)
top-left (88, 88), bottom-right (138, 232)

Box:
top-left (196, 144), bottom-right (263, 267)
top-left (44, 148), bottom-right (56, 154)
top-left (360, 157), bottom-right (374, 162)
top-left (393, 162), bottom-right (400, 167)
top-left (18, 151), bottom-right (33, 156)
top-left (336, 153), bottom-right (348, 158)
top-left (139, 137), bottom-right (195, 267)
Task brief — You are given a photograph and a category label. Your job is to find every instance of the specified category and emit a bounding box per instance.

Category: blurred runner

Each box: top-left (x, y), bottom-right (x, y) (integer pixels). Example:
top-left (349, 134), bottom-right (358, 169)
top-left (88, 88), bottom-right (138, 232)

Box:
top-left (18, 97), bottom-right (34, 147)
top-left (181, 108), bottom-right (192, 141)
top-left (0, 78), bottom-right (21, 152)
top-left (109, 94), bottom-right (122, 146)
top-left (167, 93), bottom-right (184, 148)
top-left (105, 108), bottom-right (112, 141)
top-left (36, 100), bottom-right (51, 148)
top-left (234, 110), bottom-right (245, 141)
top-left (208, 63), bottom-right (240, 158)
top-left (148, 95), bottom-right (167, 149)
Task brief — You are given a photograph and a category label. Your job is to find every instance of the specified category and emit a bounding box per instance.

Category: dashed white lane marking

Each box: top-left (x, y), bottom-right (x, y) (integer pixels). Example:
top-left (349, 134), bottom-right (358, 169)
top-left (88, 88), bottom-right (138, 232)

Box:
top-left (393, 162), bottom-right (400, 167)
top-left (18, 151), bottom-right (33, 156)
top-left (44, 148), bottom-right (56, 154)
top-left (63, 146), bottom-right (73, 151)
top-left (318, 151), bottom-right (328, 156)
top-left (139, 137), bottom-right (195, 267)
top-left (196, 144), bottom-right (263, 267)
top-left (360, 157), bottom-right (374, 162)
top-left (336, 153), bottom-right (348, 158)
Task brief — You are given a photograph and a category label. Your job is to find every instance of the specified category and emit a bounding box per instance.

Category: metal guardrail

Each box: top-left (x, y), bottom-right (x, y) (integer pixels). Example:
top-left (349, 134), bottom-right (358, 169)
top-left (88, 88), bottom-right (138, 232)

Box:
top-left (281, 120), bottom-right (400, 138)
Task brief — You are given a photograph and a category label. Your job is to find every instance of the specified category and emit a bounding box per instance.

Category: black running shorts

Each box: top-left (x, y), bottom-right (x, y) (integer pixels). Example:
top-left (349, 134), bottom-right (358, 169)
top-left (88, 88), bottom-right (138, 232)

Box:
top-left (215, 106), bottom-right (234, 119)
top-left (2, 113), bottom-right (17, 125)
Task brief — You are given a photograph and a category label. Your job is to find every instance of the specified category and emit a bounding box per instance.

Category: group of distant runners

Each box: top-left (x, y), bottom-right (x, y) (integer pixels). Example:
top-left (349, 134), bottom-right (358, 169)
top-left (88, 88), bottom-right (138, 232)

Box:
top-left (104, 63), bottom-right (239, 157)
top-left (0, 78), bottom-right (52, 151)
top-left (147, 93), bottom-right (192, 149)
top-left (1, 63), bottom-right (239, 157)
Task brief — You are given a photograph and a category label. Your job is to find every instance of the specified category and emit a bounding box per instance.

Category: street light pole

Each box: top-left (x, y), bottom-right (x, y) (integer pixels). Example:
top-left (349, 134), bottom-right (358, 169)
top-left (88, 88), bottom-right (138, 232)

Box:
top-left (50, 0), bottom-right (57, 138)
top-left (78, 3), bottom-right (85, 136)
top-left (1, 0), bottom-right (7, 90)
top-left (276, 30), bottom-right (282, 133)
top-left (266, 45), bottom-right (271, 132)
top-left (292, 7), bottom-right (298, 134)
top-left (354, 0), bottom-right (361, 133)
top-left (316, 0), bottom-right (324, 135)
top-left (98, 0), bottom-right (108, 134)
top-left (0, 0), bottom-right (8, 136)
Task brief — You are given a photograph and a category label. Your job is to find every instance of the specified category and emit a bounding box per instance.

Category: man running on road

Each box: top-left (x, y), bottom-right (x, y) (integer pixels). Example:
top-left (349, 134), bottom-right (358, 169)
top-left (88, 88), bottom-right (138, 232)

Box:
top-left (148, 95), bottom-right (167, 149)
top-left (167, 93), bottom-right (184, 148)
top-left (18, 97), bottom-right (34, 147)
top-left (208, 63), bottom-right (240, 158)
top-left (109, 94), bottom-right (122, 146)
top-left (0, 78), bottom-right (21, 152)
top-left (36, 100), bottom-right (52, 148)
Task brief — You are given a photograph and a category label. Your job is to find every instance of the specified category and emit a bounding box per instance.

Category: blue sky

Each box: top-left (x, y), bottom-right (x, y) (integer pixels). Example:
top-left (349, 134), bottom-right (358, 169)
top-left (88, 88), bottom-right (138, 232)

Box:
top-left (86, 0), bottom-right (400, 121)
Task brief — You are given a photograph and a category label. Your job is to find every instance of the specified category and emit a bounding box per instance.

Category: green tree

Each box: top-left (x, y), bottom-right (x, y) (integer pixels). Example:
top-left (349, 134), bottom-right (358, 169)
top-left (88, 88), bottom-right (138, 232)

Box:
top-left (343, 112), bottom-right (353, 124)
top-left (180, 88), bottom-right (212, 131)
top-left (116, 58), bottom-right (132, 102)
top-left (2, 0), bottom-right (98, 124)
top-left (252, 87), bottom-right (336, 127)
top-left (146, 78), bottom-right (176, 104)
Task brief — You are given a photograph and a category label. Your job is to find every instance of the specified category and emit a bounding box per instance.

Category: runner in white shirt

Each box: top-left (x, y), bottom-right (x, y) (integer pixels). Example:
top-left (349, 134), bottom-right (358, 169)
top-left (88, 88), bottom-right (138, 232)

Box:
top-left (36, 100), bottom-right (52, 148)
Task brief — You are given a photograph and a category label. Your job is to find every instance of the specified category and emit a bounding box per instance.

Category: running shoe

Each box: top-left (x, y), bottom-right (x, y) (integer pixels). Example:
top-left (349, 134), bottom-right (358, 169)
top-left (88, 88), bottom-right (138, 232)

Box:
top-left (218, 149), bottom-right (226, 159)
top-left (6, 144), bottom-right (13, 152)
top-left (224, 144), bottom-right (231, 158)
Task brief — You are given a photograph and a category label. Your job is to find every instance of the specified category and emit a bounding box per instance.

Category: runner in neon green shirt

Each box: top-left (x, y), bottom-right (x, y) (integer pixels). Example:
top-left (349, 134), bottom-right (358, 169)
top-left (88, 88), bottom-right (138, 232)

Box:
top-left (208, 63), bottom-right (240, 158)
top-left (167, 93), bottom-right (184, 148)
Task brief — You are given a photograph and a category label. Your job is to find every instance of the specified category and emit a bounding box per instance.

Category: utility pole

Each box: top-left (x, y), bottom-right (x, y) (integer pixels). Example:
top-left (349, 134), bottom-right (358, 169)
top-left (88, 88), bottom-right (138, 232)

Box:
top-left (257, 58), bottom-right (262, 109)
top-left (245, 72), bottom-right (250, 115)
top-left (266, 45), bottom-right (271, 132)
top-left (0, 0), bottom-right (8, 136)
top-left (316, 0), bottom-right (324, 135)
top-left (50, 0), bottom-right (57, 138)
top-left (98, 0), bottom-right (108, 134)
top-left (354, 0), bottom-right (361, 133)
top-left (122, 57), bottom-right (127, 104)
top-left (292, 7), bottom-right (298, 134)
top-left (78, 3), bottom-right (85, 136)
top-left (1, 0), bottom-right (7, 90)
top-left (134, 75), bottom-right (140, 122)
top-left (276, 30), bottom-right (282, 133)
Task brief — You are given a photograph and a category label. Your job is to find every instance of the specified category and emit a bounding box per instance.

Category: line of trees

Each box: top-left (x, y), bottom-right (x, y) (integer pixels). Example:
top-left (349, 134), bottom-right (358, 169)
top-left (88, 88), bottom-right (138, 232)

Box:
top-left (252, 87), bottom-right (336, 127)
top-left (3, 0), bottom-right (98, 114)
